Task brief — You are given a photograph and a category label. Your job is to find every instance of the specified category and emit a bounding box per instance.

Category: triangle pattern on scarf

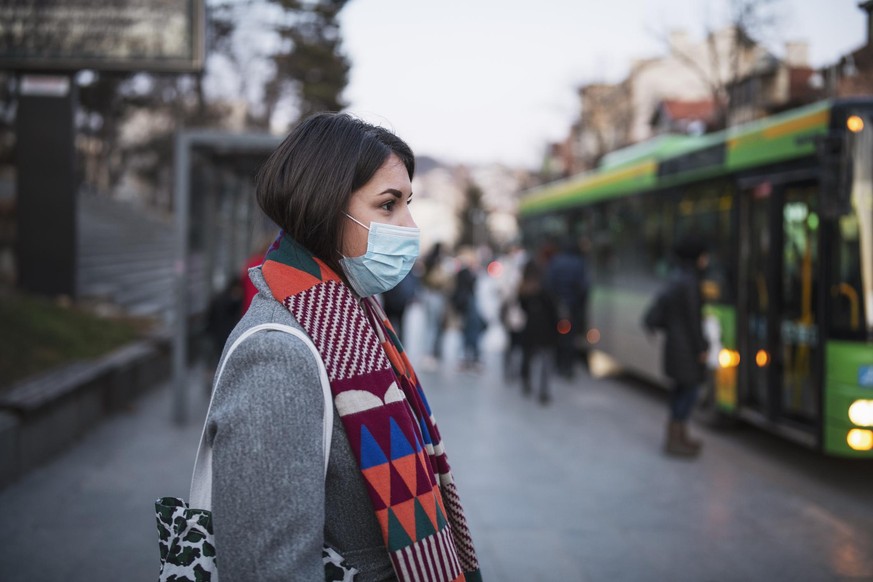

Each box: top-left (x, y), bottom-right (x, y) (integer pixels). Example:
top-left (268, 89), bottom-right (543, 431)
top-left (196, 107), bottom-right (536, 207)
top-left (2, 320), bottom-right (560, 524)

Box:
top-left (414, 497), bottom-right (438, 539)
top-left (387, 508), bottom-right (414, 552)
top-left (389, 462), bottom-right (414, 505)
top-left (360, 425), bottom-right (388, 469)
top-left (415, 451), bottom-right (435, 495)
top-left (362, 468), bottom-right (390, 509)
top-left (418, 491), bottom-right (438, 532)
top-left (392, 498), bottom-right (417, 542)
top-left (389, 417), bottom-right (415, 460)
top-left (393, 454), bottom-right (418, 498)
top-left (435, 494), bottom-right (449, 531)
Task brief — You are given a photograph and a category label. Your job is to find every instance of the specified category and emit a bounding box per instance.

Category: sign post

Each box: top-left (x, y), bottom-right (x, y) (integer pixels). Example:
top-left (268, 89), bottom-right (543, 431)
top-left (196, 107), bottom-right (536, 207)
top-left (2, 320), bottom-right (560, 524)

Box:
top-left (15, 74), bottom-right (78, 296)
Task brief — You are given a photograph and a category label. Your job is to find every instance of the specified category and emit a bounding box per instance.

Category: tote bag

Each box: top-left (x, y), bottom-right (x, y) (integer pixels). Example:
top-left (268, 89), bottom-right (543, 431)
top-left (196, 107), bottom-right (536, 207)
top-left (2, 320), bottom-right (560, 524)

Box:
top-left (155, 323), bottom-right (356, 581)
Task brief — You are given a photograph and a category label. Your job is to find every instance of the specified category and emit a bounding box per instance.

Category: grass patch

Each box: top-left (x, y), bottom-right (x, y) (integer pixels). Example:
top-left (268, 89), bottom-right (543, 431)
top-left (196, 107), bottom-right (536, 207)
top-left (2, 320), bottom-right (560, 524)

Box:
top-left (0, 293), bottom-right (150, 390)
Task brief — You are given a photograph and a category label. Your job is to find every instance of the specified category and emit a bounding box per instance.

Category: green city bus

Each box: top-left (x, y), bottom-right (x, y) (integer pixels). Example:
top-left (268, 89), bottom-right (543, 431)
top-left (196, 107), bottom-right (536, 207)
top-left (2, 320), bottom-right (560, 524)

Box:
top-left (519, 98), bottom-right (873, 458)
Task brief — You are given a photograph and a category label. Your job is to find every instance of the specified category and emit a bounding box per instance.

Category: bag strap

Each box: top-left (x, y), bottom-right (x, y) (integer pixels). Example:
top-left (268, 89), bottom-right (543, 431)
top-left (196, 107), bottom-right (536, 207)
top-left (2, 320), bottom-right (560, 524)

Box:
top-left (189, 323), bottom-right (333, 510)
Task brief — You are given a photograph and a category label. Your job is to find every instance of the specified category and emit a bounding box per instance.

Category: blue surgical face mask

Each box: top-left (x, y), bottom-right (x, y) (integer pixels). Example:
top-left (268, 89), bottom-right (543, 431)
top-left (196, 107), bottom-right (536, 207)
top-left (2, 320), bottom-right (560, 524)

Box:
top-left (339, 213), bottom-right (420, 297)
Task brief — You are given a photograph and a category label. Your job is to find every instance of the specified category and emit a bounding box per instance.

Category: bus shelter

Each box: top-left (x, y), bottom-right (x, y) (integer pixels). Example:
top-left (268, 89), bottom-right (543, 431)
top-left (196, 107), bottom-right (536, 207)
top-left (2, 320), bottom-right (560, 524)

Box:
top-left (172, 131), bottom-right (283, 423)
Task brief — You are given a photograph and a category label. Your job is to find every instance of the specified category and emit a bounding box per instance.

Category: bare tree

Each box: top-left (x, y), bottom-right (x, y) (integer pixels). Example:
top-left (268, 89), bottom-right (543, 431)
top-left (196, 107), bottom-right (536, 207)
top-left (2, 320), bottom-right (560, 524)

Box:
top-left (652, 0), bottom-right (780, 129)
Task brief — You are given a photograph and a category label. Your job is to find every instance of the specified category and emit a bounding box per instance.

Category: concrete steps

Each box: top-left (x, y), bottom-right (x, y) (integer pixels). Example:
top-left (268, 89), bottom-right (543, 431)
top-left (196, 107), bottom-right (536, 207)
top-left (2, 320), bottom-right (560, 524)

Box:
top-left (76, 195), bottom-right (206, 320)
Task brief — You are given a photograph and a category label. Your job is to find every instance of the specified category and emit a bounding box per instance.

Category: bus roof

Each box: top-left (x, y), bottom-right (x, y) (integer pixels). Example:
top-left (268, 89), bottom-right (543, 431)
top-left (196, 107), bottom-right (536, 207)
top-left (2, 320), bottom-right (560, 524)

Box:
top-left (520, 99), bottom-right (834, 216)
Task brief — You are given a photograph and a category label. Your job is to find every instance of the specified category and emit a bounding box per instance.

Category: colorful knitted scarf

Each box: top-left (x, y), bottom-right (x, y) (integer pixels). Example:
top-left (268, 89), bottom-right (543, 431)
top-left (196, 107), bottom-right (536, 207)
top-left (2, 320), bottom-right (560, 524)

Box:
top-left (262, 234), bottom-right (481, 582)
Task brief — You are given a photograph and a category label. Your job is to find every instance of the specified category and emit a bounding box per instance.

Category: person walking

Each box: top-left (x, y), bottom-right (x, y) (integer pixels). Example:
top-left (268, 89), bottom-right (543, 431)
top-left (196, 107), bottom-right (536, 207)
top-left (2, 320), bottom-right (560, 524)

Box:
top-left (546, 237), bottom-right (589, 378)
top-left (497, 244), bottom-right (527, 381)
top-left (643, 234), bottom-right (710, 458)
top-left (203, 113), bottom-right (481, 580)
top-left (452, 249), bottom-right (486, 371)
top-left (420, 242), bottom-right (452, 369)
top-left (518, 255), bottom-right (560, 404)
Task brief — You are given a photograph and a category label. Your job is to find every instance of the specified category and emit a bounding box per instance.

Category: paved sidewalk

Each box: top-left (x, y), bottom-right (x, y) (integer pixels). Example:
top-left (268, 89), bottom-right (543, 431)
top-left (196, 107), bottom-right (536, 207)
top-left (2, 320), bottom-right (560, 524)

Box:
top-left (0, 368), bottom-right (210, 582)
top-left (2, 307), bottom-right (873, 581)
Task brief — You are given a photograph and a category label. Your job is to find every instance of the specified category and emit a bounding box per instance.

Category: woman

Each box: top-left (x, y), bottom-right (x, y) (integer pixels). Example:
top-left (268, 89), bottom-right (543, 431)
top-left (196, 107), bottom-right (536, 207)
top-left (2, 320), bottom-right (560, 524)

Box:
top-left (208, 113), bottom-right (482, 580)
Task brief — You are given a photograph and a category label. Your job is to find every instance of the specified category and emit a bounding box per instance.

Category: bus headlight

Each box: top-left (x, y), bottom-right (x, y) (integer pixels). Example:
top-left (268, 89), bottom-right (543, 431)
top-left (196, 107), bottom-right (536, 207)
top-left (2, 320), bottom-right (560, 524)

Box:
top-left (847, 429), bottom-right (873, 451)
top-left (847, 115), bottom-right (865, 133)
top-left (848, 399), bottom-right (873, 427)
top-left (718, 349), bottom-right (740, 368)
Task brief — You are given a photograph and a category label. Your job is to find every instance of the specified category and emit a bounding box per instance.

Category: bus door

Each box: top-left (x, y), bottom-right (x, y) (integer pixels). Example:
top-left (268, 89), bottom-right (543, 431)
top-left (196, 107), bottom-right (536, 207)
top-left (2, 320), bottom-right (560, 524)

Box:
top-left (738, 180), bottom-right (821, 435)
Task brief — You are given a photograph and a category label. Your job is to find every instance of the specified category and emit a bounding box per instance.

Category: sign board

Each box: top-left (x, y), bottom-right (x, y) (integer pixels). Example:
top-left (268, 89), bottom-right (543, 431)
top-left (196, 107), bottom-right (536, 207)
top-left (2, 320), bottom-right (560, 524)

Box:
top-left (0, 0), bottom-right (204, 73)
top-left (20, 75), bottom-right (70, 97)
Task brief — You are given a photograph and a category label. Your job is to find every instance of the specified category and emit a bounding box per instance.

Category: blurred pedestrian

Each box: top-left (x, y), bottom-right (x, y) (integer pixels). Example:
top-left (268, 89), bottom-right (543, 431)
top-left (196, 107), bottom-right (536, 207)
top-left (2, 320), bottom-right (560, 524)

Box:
top-left (201, 113), bottom-right (481, 579)
top-left (452, 248), bottom-right (486, 371)
top-left (643, 233), bottom-right (710, 457)
top-left (546, 236), bottom-right (589, 378)
top-left (518, 255), bottom-right (559, 404)
top-left (380, 268), bottom-right (418, 343)
top-left (497, 244), bottom-right (527, 381)
top-left (420, 242), bottom-right (452, 369)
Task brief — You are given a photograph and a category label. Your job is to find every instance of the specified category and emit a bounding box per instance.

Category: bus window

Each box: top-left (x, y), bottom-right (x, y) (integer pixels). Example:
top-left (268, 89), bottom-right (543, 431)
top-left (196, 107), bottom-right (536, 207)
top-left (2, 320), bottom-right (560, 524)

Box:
top-left (590, 203), bottom-right (615, 278)
top-left (781, 185), bottom-right (821, 422)
top-left (830, 213), bottom-right (868, 338)
top-left (673, 181), bottom-right (735, 303)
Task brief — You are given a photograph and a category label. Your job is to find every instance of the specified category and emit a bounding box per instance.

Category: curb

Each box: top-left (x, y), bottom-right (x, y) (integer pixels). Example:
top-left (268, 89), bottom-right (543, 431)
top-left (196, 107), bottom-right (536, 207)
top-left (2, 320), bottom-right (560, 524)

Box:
top-left (0, 331), bottom-right (172, 489)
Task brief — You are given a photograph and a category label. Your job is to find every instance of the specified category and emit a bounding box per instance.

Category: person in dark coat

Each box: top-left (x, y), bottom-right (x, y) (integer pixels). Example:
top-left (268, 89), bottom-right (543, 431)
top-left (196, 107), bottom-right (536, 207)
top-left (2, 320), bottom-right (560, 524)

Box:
top-left (518, 257), bottom-right (560, 404)
top-left (644, 234), bottom-right (710, 457)
top-left (546, 237), bottom-right (590, 378)
top-left (381, 269), bottom-right (418, 343)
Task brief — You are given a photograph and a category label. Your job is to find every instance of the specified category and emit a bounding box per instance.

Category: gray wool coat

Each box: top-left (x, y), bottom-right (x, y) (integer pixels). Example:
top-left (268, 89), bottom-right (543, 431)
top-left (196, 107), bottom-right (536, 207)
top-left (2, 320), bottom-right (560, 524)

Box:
top-left (205, 267), bottom-right (395, 581)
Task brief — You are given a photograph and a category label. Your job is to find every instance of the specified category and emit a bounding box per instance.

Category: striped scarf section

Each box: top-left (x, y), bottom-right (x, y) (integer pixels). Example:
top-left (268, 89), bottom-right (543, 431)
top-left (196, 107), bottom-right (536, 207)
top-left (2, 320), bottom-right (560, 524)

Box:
top-left (262, 234), bottom-right (482, 582)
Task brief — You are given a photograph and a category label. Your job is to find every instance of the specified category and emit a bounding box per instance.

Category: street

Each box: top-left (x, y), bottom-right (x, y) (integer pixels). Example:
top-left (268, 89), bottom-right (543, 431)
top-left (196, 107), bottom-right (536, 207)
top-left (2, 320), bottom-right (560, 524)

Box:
top-left (1, 301), bottom-right (872, 581)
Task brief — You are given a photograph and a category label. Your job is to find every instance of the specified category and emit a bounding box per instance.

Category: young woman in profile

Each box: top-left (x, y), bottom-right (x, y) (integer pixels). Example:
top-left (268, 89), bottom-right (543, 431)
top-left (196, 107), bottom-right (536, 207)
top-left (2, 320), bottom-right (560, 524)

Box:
top-left (206, 112), bottom-right (482, 581)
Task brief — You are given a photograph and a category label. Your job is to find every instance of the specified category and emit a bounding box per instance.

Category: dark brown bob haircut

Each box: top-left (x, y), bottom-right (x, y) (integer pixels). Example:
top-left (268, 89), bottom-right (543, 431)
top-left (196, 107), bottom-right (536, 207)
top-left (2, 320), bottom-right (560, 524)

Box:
top-left (255, 112), bottom-right (415, 276)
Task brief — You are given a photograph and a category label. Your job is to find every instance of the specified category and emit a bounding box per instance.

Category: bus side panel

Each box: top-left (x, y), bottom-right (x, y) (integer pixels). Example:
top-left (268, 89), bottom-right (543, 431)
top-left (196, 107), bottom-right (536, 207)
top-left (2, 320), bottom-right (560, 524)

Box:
top-left (588, 285), bottom-right (666, 385)
top-left (824, 340), bottom-right (873, 457)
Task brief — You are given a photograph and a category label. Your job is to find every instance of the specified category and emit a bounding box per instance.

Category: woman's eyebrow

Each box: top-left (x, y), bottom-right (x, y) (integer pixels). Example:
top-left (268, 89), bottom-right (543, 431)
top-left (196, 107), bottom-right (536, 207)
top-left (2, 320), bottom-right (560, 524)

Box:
top-left (379, 188), bottom-right (405, 198)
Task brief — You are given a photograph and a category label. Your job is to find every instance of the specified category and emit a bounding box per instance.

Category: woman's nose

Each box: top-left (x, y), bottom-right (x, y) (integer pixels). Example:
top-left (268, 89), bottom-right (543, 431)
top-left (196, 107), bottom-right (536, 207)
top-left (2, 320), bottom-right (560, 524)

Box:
top-left (401, 206), bottom-right (418, 229)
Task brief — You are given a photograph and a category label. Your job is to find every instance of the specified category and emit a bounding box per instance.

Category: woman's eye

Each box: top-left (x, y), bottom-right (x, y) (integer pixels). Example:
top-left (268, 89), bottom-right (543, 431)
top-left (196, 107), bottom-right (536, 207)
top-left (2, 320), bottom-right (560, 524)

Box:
top-left (380, 200), bottom-right (395, 212)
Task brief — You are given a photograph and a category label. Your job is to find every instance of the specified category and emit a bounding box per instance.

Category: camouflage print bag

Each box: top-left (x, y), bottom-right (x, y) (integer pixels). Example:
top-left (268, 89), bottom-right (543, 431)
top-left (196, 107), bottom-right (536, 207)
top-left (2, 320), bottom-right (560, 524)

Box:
top-left (155, 498), bottom-right (216, 581)
top-left (154, 324), bottom-right (357, 581)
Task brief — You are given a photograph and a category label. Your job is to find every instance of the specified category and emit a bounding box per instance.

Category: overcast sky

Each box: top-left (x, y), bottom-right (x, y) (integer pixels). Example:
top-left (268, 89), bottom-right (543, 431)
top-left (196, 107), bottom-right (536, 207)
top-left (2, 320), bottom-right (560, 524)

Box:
top-left (338, 0), bottom-right (868, 169)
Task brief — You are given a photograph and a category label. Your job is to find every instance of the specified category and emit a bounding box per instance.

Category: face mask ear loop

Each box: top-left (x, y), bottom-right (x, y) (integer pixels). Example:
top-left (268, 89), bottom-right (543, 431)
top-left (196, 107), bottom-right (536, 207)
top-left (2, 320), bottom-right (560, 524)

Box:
top-left (344, 212), bottom-right (370, 231)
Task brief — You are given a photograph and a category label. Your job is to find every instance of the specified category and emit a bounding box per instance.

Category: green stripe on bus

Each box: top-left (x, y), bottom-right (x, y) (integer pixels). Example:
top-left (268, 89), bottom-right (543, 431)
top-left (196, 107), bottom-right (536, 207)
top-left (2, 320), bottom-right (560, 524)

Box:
top-left (521, 160), bottom-right (657, 214)
top-left (726, 103), bottom-right (829, 169)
